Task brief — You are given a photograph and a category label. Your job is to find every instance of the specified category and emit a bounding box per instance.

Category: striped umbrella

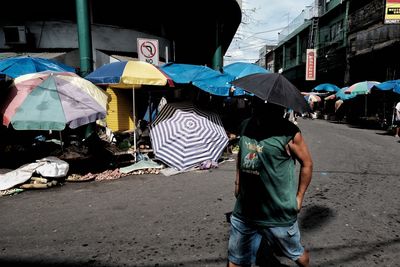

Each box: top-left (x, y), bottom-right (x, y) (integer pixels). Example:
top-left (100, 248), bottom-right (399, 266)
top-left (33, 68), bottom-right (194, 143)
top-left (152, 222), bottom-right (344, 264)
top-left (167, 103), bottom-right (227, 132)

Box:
top-left (150, 103), bottom-right (228, 170)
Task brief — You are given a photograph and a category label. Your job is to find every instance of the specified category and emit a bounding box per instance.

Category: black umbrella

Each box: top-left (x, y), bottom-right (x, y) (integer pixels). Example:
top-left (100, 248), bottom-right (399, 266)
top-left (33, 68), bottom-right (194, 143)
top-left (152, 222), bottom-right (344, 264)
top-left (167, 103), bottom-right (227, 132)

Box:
top-left (232, 73), bottom-right (311, 113)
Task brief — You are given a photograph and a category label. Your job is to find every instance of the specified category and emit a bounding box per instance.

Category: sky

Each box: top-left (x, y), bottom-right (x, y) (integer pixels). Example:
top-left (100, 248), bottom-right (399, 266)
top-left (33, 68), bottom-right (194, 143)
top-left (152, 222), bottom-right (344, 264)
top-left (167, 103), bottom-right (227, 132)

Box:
top-left (224, 0), bottom-right (313, 65)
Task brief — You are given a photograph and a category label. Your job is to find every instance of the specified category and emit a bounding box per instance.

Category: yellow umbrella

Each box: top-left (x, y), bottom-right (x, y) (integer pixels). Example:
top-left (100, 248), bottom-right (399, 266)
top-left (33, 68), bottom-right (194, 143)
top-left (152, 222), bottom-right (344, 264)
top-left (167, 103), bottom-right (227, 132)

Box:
top-left (85, 61), bottom-right (174, 150)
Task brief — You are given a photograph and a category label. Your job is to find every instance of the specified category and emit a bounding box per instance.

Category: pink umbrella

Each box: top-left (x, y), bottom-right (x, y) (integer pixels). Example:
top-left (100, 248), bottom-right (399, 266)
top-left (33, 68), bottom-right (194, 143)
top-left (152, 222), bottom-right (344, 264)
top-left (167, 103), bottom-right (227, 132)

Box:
top-left (1, 71), bottom-right (108, 130)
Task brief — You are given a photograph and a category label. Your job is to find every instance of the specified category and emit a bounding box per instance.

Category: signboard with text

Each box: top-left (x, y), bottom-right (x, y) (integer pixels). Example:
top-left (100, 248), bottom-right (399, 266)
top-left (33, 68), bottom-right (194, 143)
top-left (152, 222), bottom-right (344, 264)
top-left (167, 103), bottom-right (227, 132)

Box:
top-left (385, 0), bottom-right (400, 24)
top-left (306, 49), bottom-right (316, 81)
top-left (137, 38), bottom-right (159, 66)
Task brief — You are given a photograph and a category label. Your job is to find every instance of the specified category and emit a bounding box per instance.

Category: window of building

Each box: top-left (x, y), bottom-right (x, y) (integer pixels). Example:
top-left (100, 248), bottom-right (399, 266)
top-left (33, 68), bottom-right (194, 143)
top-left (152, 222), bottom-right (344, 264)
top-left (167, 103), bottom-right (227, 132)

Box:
top-left (330, 20), bottom-right (343, 42)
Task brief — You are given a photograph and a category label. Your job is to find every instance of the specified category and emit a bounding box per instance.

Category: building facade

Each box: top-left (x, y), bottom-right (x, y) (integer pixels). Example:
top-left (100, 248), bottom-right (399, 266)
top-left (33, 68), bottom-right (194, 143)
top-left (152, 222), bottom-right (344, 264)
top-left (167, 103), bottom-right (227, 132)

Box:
top-left (347, 0), bottom-right (400, 84)
top-left (268, 0), bottom-right (400, 91)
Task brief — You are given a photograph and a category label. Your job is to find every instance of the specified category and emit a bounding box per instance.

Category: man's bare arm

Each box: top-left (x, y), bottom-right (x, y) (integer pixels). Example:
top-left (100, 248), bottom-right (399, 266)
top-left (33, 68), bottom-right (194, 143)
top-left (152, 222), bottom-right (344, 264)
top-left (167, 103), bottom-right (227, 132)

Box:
top-left (288, 132), bottom-right (313, 211)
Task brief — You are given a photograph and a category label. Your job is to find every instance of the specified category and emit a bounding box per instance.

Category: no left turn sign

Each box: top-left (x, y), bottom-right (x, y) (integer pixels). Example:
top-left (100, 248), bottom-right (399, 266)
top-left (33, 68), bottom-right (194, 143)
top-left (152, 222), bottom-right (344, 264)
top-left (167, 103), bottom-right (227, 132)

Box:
top-left (137, 38), bottom-right (159, 65)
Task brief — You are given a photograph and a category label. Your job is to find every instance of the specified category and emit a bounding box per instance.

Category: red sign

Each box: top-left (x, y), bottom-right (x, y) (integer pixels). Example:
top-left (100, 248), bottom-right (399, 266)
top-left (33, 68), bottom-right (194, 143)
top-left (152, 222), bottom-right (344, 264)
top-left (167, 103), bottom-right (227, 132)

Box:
top-left (306, 49), bottom-right (316, 81)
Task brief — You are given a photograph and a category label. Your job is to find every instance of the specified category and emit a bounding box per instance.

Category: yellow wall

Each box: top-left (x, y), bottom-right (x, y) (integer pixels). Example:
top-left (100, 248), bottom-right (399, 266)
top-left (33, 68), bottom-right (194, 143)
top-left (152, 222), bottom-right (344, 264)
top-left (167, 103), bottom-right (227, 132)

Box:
top-left (106, 87), bottom-right (134, 132)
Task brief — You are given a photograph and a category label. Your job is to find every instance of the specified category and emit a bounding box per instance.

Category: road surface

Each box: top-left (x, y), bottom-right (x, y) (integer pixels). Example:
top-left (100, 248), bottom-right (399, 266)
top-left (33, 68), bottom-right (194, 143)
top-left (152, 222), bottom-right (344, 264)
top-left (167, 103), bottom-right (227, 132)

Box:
top-left (0, 118), bottom-right (399, 266)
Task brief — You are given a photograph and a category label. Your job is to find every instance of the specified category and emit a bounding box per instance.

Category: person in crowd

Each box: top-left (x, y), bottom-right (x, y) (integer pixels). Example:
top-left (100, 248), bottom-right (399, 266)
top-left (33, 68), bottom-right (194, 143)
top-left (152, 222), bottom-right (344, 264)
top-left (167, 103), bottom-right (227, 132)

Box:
top-left (227, 99), bottom-right (313, 267)
top-left (394, 101), bottom-right (400, 138)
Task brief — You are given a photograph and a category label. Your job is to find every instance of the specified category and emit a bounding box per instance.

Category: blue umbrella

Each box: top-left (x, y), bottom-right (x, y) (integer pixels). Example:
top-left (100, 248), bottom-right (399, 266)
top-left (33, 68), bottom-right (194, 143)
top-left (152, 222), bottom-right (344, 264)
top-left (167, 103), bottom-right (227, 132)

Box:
top-left (0, 56), bottom-right (75, 78)
top-left (223, 62), bottom-right (270, 97)
top-left (192, 72), bottom-right (238, 96)
top-left (222, 62), bottom-right (269, 79)
top-left (374, 80), bottom-right (400, 94)
top-left (313, 83), bottom-right (340, 92)
top-left (160, 62), bottom-right (220, 84)
top-left (161, 62), bottom-right (237, 96)
top-left (335, 87), bottom-right (356, 101)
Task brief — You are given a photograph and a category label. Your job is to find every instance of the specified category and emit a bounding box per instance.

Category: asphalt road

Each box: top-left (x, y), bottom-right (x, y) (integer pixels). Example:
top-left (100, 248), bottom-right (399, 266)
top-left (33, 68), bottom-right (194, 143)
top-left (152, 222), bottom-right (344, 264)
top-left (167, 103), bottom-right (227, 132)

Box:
top-left (0, 118), bottom-right (399, 267)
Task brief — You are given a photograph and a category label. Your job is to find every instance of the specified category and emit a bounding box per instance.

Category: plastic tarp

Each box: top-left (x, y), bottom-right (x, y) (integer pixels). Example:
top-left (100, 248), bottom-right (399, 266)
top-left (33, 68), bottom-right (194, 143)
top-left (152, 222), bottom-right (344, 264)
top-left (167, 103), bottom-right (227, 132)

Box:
top-left (0, 157), bottom-right (69, 190)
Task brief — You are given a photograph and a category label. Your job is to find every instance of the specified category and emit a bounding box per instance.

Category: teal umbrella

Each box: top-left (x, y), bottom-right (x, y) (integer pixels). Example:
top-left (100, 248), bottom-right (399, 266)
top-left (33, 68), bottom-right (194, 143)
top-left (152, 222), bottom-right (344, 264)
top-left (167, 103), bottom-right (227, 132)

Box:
top-left (344, 81), bottom-right (381, 117)
top-left (344, 81), bottom-right (380, 95)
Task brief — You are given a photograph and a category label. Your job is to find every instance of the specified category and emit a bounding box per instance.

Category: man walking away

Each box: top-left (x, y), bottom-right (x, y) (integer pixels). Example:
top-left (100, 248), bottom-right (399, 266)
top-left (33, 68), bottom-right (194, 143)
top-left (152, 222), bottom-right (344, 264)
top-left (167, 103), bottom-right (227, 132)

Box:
top-left (227, 100), bottom-right (313, 267)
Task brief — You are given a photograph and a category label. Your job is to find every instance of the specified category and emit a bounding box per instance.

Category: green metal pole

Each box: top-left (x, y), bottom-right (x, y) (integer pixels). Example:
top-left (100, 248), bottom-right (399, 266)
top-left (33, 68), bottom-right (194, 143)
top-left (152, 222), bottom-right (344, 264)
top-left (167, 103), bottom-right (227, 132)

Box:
top-left (282, 45), bottom-right (286, 70)
top-left (75, 0), bottom-right (93, 76)
top-left (296, 35), bottom-right (301, 65)
top-left (212, 20), bottom-right (222, 71)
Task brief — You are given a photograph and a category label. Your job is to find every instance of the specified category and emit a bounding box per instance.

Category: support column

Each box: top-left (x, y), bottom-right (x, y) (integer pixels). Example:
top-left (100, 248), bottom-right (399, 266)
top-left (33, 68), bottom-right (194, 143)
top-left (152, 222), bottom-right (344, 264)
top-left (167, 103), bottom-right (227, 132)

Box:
top-left (296, 35), bottom-right (301, 65)
top-left (212, 20), bottom-right (223, 71)
top-left (282, 45), bottom-right (286, 70)
top-left (76, 0), bottom-right (93, 76)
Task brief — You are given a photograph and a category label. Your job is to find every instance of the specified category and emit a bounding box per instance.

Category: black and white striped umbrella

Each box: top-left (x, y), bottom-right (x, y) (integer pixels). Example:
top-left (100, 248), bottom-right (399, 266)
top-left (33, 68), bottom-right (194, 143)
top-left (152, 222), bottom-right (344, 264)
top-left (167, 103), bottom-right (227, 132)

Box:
top-left (150, 103), bottom-right (228, 170)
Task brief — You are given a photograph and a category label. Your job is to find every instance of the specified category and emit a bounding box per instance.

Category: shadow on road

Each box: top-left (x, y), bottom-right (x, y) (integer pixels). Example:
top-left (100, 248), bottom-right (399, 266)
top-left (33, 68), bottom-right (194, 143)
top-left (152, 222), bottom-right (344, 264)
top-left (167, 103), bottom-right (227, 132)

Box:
top-left (314, 170), bottom-right (399, 177)
top-left (299, 204), bottom-right (335, 233)
top-left (309, 238), bottom-right (400, 267)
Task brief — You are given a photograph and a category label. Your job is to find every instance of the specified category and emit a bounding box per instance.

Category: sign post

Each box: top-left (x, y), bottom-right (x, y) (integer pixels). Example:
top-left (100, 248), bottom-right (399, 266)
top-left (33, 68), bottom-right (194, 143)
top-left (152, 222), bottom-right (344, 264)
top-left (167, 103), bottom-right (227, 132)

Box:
top-left (137, 38), bottom-right (159, 66)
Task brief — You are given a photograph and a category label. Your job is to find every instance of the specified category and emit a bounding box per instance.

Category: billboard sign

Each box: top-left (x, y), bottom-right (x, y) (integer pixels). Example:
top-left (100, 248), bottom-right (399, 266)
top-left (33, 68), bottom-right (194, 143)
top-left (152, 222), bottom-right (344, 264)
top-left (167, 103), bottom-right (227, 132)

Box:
top-left (385, 0), bottom-right (400, 24)
top-left (306, 49), bottom-right (316, 81)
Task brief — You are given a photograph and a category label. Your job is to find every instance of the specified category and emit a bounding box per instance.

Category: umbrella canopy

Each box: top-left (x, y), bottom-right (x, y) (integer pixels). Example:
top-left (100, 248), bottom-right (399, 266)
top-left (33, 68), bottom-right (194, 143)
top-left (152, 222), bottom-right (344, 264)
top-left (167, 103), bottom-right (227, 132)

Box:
top-left (222, 62), bottom-right (269, 96)
top-left (223, 62), bottom-right (269, 79)
top-left (374, 79), bottom-right (400, 94)
top-left (85, 60), bottom-right (174, 151)
top-left (0, 56), bottom-right (75, 78)
top-left (160, 62), bottom-right (240, 96)
top-left (1, 71), bottom-right (108, 130)
top-left (344, 81), bottom-right (381, 95)
top-left (150, 103), bottom-right (228, 170)
top-left (85, 61), bottom-right (173, 88)
top-left (160, 62), bottom-right (221, 84)
top-left (232, 73), bottom-right (311, 113)
top-left (192, 72), bottom-right (237, 96)
top-left (324, 87), bottom-right (357, 101)
top-left (313, 83), bottom-right (340, 92)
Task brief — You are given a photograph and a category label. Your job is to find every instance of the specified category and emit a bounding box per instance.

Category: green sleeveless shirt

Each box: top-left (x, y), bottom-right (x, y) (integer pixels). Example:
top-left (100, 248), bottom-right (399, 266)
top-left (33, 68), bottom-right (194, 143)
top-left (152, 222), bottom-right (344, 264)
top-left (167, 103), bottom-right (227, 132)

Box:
top-left (232, 117), bottom-right (300, 227)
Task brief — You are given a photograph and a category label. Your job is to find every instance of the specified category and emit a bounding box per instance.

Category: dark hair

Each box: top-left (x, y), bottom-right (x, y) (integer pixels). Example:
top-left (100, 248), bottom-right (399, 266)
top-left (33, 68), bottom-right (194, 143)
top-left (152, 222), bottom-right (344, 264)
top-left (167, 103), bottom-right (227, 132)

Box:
top-left (252, 98), bottom-right (285, 119)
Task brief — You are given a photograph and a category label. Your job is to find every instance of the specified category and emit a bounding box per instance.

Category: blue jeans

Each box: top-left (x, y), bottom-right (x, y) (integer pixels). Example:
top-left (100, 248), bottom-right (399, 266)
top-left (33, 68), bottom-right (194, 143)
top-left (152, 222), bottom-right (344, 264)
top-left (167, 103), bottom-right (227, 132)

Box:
top-left (228, 215), bottom-right (305, 265)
